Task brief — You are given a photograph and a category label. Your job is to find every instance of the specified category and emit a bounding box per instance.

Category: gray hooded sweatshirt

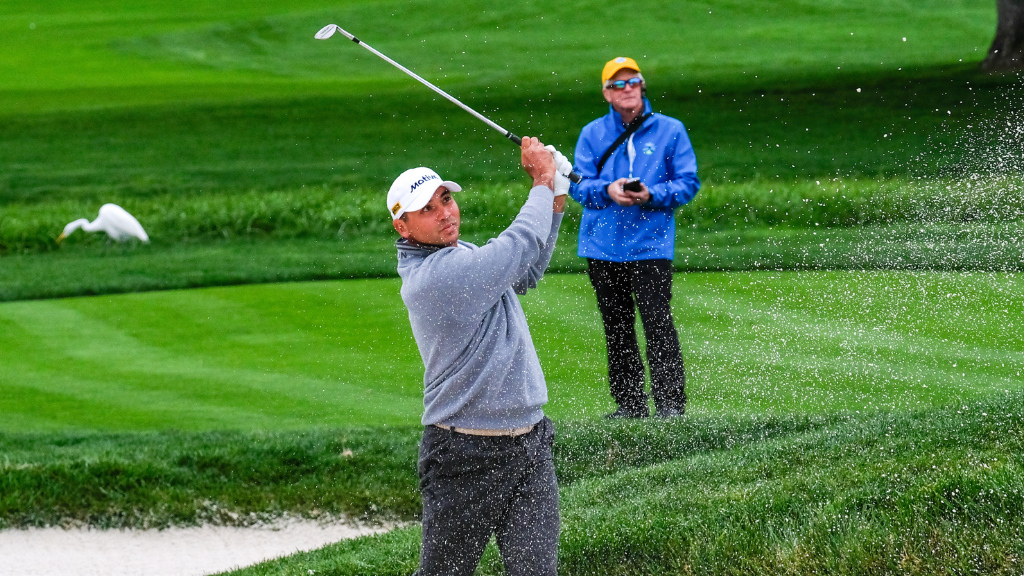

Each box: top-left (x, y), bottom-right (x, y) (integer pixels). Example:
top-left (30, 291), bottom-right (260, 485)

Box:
top-left (397, 186), bottom-right (564, 429)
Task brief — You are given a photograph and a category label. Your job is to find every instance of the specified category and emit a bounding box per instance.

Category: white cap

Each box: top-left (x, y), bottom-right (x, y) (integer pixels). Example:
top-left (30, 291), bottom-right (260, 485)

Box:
top-left (387, 167), bottom-right (462, 220)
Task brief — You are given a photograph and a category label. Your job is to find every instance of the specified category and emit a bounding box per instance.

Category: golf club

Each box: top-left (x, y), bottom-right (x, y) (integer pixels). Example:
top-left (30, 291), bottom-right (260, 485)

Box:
top-left (315, 23), bottom-right (582, 184)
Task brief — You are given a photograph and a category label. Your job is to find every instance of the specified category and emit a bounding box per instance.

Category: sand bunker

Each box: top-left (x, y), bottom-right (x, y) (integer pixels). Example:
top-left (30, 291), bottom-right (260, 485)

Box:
top-left (0, 519), bottom-right (392, 576)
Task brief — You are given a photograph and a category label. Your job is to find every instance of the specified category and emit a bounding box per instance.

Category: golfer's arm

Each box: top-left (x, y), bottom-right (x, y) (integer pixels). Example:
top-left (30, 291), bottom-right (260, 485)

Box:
top-left (431, 189), bottom-right (553, 317)
top-left (513, 192), bottom-right (563, 295)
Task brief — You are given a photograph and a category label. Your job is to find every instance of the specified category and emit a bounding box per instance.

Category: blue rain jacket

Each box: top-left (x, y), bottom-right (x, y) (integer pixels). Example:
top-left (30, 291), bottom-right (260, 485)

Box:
top-left (570, 97), bottom-right (700, 261)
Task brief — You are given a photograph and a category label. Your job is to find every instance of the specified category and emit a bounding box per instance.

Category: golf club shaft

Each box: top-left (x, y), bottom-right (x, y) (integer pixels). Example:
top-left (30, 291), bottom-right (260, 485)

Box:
top-left (330, 26), bottom-right (582, 184)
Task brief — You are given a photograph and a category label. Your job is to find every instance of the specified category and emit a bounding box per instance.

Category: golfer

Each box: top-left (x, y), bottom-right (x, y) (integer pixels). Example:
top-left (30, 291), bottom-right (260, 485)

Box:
top-left (391, 137), bottom-right (571, 576)
top-left (569, 57), bottom-right (700, 419)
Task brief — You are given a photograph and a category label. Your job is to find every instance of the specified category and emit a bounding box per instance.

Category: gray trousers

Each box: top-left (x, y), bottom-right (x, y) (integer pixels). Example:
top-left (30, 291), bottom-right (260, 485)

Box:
top-left (413, 417), bottom-right (559, 576)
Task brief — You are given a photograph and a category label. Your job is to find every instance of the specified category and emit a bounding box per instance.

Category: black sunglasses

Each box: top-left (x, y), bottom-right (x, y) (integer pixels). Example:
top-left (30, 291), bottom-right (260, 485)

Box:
top-left (605, 78), bottom-right (644, 90)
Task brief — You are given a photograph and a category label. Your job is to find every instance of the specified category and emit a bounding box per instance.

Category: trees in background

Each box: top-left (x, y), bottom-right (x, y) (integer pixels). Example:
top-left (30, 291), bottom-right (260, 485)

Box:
top-left (982, 0), bottom-right (1024, 70)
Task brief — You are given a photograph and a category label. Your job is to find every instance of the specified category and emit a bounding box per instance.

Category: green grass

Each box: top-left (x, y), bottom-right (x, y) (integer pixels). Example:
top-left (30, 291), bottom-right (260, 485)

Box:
top-left (6, 223), bottom-right (1024, 302)
top-left (1, 69), bottom-right (1010, 203)
top-left (4, 394), bottom-right (1021, 575)
top-left (0, 409), bottom-right (831, 530)
top-left (554, 393), bottom-right (1024, 576)
top-left (0, 427), bottom-right (423, 529)
top-left (2, 1), bottom-right (1023, 573)
top-left (2, 0), bottom-right (1020, 299)
top-left (7, 175), bottom-right (1024, 255)
top-left (0, 0), bottom-right (1008, 196)
top-left (218, 393), bottom-right (1022, 575)
top-left (4, 174), bottom-right (1023, 300)
top-left (2, 271), bottom-right (1020, 432)
top-left (0, 0), bottom-right (995, 111)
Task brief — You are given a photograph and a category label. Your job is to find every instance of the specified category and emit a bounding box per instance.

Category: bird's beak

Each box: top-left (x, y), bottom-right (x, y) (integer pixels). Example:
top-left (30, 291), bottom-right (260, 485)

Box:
top-left (56, 233), bottom-right (66, 243)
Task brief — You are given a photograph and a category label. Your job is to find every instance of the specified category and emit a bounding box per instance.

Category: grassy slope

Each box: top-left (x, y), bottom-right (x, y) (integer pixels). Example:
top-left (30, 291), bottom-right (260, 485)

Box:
top-left (0, 409), bottom-right (834, 529)
top-left (3, 393), bottom-right (1021, 575)
top-left (2, 271), bottom-right (1020, 432)
top-left (2, 1), bottom-right (1023, 573)
top-left (0, 0), bottom-right (994, 112)
top-left (220, 392), bottom-right (1021, 576)
top-left (3, 0), bottom-right (1021, 299)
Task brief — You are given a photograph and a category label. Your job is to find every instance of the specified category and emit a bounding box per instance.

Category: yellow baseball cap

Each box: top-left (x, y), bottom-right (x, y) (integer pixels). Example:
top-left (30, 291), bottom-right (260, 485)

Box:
top-left (602, 57), bottom-right (641, 84)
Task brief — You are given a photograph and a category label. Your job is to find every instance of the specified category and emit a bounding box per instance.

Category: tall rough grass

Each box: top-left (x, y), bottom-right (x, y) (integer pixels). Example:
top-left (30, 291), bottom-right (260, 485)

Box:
top-left (0, 427), bottom-right (422, 529)
top-left (4, 393), bottom-right (1023, 575)
top-left (4, 176), bottom-right (1023, 255)
top-left (216, 392), bottom-right (1024, 576)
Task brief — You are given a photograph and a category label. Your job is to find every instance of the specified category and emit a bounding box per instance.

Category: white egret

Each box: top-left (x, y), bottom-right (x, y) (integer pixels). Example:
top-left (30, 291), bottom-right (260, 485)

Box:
top-left (58, 203), bottom-right (149, 243)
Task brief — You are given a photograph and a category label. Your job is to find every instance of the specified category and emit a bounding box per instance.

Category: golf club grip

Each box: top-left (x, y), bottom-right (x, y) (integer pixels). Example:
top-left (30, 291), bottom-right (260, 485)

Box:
top-left (507, 131), bottom-right (583, 184)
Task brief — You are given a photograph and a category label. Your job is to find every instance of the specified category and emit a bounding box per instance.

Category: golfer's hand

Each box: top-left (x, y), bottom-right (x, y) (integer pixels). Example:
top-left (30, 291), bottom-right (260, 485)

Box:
top-left (543, 145), bottom-right (571, 197)
top-left (521, 137), bottom-right (555, 191)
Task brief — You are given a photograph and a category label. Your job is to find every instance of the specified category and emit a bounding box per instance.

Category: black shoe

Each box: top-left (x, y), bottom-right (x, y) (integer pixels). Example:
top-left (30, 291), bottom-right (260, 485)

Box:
top-left (654, 405), bottom-right (685, 419)
top-left (605, 406), bottom-right (649, 419)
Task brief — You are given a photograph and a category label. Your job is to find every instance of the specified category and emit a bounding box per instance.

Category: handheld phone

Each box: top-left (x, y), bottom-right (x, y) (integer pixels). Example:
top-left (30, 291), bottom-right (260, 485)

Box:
top-left (623, 178), bottom-right (642, 192)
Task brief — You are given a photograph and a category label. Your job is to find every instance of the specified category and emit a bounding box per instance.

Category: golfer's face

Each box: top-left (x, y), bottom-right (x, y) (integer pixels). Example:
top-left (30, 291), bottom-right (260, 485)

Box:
top-left (403, 186), bottom-right (460, 247)
top-left (603, 69), bottom-right (644, 114)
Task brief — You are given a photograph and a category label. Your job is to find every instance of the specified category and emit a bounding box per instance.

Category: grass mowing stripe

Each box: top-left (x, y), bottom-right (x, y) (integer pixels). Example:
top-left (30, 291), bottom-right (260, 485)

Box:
top-left (0, 383), bottom-right (166, 432)
top-left (3, 271), bottom-right (1020, 432)
top-left (528, 272), bottom-right (1024, 416)
top-left (0, 0), bottom-right (993, 109)
top-left (675, 272), bottom-right (1024, 385)
top-left (0, 296), bottom-right (423, 429)
top-left (672, 271), bottom-right (1024, 413)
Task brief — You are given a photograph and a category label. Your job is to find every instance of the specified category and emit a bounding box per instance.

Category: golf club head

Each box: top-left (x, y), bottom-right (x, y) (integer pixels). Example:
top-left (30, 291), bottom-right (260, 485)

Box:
top-left (315, 24), bottom-right (339, 40)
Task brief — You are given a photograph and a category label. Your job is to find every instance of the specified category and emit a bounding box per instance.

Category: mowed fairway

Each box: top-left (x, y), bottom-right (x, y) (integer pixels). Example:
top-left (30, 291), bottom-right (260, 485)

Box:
top-left (2, 271), bottom-right (1020, 432)
top-left (4, 0), bottom-right (1024, 570)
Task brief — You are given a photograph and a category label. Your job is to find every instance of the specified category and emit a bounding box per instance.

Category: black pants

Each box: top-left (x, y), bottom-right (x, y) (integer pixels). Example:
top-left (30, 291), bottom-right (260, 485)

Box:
top-left (587, 258), bottom-right (687, 413)
top-left (413, 417), bottom-right (559, 576)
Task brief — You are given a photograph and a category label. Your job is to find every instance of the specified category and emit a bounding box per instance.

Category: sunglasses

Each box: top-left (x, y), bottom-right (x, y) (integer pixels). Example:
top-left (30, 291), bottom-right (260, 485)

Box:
top-left (605, 77), bottom-right (644, 90)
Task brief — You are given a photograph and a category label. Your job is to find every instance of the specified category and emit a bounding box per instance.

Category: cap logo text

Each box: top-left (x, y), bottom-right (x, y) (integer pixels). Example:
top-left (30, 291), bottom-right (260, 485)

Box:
top-left (408, 174), bottom-right (439, 193)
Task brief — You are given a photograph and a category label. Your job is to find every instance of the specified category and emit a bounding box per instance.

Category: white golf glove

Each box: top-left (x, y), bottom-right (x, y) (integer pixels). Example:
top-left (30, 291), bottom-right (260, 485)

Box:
top-left (544, 145), bottom-right (572, 197)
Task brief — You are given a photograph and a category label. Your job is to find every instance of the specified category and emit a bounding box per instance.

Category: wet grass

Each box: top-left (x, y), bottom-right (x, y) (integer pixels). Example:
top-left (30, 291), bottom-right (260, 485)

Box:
top-left (206, 391), bottom-right (1022, 576)
top-left (0, 427), bottom-right (422, 529)
top-left (2, 0), bottom-right (1019, 298)
top-left (5, 392), bottom-right (1021, 576)
top-left (2, 272), bottom-right (1020, 432)
top-left (2, 1), bottom-right (1022, 573)
top-left (5, 174), bottom-right (1024, 301)
top-left (0, 409), bottom-right (832, 530)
